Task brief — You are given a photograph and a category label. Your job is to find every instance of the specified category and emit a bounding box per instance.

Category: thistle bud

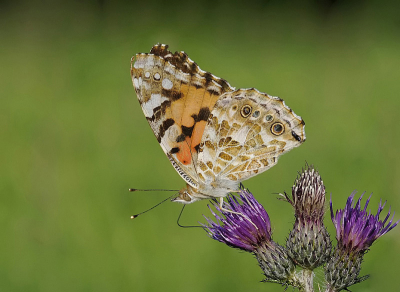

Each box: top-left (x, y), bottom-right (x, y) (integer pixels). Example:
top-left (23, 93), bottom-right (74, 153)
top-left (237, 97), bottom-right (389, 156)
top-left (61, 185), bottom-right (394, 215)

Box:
top-left (283, 165), bottom-right (331, 269)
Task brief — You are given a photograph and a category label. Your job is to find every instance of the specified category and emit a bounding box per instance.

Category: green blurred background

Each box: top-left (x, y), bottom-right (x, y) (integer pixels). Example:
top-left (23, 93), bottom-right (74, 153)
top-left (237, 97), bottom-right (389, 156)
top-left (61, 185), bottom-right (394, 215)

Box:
top-left (1, 0), bottom-right (400, 291)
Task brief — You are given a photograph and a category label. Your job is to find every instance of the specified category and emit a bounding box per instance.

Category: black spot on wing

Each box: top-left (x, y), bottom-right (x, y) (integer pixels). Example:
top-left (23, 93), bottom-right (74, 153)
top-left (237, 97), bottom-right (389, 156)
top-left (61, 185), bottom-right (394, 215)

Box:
top-left (160, 100), bottom-right (171, 113)
top-left (291, 130), bottom-right (302, 142)
top-left (191, 107), bottom-right (211, 122)
top-left (194, 144), bottom-right (200, 152)
top-left (150, 44), bottom-right (170, 57)
top-left (204, 72), bottom-right (213, 86)
top-left (193, 83), bottom-right (203, 89)
top-left (207, 88), bottom-right (220, 95)
top-left (176, 134), bottom-right (185, 143)
top-left (181, 125), bottom-right (194, 137)
top-left (146, 100), bottom-right (171, 123)
top-left (157, 118), bottom-right (175, 143)
top-left (176, 124), bottom-right (196, 142)
top-left (170, 147), bottom-right (180, 154)
top-left (161, 89), bottom-right (183, 101)
top-left (146, 110), bottom-right (162, 123)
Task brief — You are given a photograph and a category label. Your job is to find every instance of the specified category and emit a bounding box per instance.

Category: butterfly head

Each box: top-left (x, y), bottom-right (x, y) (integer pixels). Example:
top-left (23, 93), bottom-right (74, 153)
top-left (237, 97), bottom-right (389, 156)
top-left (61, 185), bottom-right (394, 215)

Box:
top-left (171, 184), bottom-right (203, 204)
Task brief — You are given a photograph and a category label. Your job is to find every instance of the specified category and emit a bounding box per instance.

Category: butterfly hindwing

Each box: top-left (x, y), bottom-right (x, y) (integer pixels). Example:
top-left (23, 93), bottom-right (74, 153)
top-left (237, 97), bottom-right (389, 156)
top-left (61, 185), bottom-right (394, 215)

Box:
top-left (197, 88), bottom-right (305, 185)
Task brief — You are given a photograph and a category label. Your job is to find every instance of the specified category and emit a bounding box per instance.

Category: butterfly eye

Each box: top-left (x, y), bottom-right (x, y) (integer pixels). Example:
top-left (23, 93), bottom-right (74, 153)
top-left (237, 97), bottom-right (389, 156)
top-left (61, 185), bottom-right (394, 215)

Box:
top-left (240, 105), bottom-right (252, 117)
top-left (252, 110), bottom-right (260, 118)
top-left (265, 114), bottom-right (273, 122)
top-left (183, 192), bottom-right (191, 201)
top-left (271, 122), bottom-right (285, 135)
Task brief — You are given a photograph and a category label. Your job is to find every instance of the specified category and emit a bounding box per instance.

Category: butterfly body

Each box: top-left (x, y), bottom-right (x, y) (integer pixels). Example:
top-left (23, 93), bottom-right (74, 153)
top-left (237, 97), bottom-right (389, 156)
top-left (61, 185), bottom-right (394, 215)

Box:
top-left (131, 44), bottom-right (305, 204)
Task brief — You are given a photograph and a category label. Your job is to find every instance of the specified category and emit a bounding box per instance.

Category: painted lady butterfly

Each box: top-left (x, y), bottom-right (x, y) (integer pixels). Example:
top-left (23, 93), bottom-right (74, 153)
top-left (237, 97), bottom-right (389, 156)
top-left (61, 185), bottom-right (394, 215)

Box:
top-left (131, 44), bottom-right (305, 209)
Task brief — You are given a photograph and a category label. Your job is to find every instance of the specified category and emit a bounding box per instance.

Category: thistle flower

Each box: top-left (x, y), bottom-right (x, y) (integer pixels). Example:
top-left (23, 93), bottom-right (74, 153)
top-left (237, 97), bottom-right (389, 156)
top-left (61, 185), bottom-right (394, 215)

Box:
top-left (283, 165), bottom-right (331, 269)
top-left (203, 189), bottom-right (272, 252)
top-left (203, 189), bottom-right (298, 286)
top-left (325, 191), bottom-right (399, 291)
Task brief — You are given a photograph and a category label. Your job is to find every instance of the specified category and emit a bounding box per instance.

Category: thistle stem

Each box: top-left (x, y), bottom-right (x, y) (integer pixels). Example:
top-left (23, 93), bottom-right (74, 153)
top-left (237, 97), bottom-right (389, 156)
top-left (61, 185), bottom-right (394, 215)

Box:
top-left (301, 269), bottom-right (314, 292)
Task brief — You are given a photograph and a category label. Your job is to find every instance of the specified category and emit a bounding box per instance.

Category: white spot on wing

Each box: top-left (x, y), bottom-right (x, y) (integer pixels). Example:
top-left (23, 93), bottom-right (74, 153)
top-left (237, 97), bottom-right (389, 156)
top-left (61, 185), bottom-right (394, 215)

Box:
top-left (207, 84), bottom-right (221, 93)
top-left (141, 94), bottom-right (168, 118)
top-left (134, 56), bottom-right (145, 68)
top-left (154, 73), bottom-right (161, 80)
top-left (192, 81), bottom-right (201, 88)
top-left (164, 64), bottom-right (175, 74)
top-left (162, 78), bottom-right (173, 90)
top-left (175, 71), bottom-right (190, 83)
top-left (146, 58), bottom-right (155, 67)
top-left (145, 72), bottom-right (150, 78)
top-left (133, 78), bottom-right (139, 88)
top-left (211, 80), bottom-right (222, 88)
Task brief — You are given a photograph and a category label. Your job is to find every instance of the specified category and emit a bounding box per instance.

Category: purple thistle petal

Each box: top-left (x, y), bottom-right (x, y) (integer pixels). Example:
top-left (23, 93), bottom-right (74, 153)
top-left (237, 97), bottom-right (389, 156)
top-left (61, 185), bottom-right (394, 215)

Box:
top-left (330, 191), bottom-right (399, 254)
top-left (202, 189), bottom-right (272, 252)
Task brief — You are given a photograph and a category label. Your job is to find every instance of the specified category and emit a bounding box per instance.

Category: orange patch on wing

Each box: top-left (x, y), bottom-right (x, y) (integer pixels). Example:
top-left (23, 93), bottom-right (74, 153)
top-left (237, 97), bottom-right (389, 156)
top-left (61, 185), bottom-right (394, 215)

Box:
top-left (182, 85), bottom-right (204, 126)
top-left (188, 91), bottom-right (220, 149)
top-left (171, 84), bottom-right (189, 125)
top-left (192, 120), bottom-right (207, 148)
top-left (202, 89), bottom-right (220, 110)
top-left (176, 138), bottom-right (192, 165)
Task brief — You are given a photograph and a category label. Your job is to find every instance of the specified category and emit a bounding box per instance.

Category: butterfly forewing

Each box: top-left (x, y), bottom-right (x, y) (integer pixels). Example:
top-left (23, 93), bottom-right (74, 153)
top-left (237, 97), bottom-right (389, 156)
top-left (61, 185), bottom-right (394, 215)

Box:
top-left (131, 44), bottom-right (234, 188)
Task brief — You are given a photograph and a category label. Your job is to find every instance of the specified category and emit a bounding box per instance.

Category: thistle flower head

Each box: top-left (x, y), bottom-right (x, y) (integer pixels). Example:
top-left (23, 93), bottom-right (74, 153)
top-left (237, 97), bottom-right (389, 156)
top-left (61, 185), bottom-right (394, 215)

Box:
top-left (330, 191), bottom-right (399, 255)
top-left (203, 189), bottom-right (297, 286)
top-left (203, 189), bottom-right (272, 252)
top-left (284, 165), bottom-right (331, 269)
top-left (325, 191), bottom-right (399, 291)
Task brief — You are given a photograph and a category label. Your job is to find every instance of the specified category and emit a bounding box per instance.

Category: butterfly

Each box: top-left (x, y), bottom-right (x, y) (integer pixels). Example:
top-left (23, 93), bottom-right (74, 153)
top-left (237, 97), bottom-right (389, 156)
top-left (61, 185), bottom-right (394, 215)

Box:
top-left (131, 44), bottom-right (305, 210)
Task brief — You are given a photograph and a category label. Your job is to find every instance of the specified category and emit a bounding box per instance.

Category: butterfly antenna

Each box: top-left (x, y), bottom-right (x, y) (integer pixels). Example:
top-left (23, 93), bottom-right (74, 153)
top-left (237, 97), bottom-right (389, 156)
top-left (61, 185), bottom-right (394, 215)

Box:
top-left (130, 194), bottom-right (176, 219)
top-left (176, 205), bottom-right (203, 228)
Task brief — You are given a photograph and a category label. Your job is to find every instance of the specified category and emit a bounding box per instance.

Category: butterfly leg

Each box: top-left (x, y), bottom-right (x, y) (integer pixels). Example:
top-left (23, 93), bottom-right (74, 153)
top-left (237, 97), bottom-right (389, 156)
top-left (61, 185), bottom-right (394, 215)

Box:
top-left (219, 197), bottom-right (258, 229)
